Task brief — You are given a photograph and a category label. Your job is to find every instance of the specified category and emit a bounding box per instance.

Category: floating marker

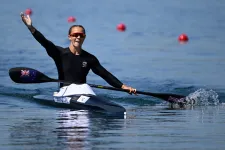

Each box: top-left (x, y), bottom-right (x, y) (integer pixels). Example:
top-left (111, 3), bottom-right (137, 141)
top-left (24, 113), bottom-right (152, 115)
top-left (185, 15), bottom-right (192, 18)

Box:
top-left (68, 16), bottom-right (76, 23)
top-left (178, 33), bottom-right (189, 42)
top-left (117, 23), bottom-right (126, 32)
top-left (25, 8), bottom-right (32, 15)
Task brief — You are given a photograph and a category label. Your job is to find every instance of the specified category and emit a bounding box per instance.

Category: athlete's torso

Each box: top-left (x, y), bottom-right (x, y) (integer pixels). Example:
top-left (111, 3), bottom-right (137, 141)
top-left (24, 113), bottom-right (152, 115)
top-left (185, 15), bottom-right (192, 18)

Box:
top-left (54, 47), bottom-right (97, 85)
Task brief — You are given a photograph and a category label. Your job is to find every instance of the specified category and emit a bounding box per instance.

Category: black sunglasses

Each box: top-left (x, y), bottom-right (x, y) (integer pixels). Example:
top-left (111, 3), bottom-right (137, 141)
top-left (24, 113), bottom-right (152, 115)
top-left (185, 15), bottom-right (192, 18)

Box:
top-left (70, 32), bottom-right (86, 38)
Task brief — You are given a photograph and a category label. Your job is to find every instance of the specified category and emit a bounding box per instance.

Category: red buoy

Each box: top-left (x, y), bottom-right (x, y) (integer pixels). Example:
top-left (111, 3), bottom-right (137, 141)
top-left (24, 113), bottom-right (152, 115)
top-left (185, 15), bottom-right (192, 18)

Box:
top-left (117, 23), bottom-right (126, 32)
top-left (25, 8), bottom-right (32, 15)
top-left (178, 34), bottom-right (189, 42)
top-left (68, 16), bottom-right (76, 23)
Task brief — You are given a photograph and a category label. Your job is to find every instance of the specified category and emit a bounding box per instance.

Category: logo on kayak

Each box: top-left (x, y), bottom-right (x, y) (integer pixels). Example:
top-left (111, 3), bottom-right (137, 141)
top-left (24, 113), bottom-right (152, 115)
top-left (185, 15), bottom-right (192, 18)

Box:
top-left (21, 70), bottom-right (30, 77)
top-left (77, 95), bottom-right (90, 103)
top-left (82, 61), bottom-right (87, 68)
top-left (53, 96), bottom-right (71, 104)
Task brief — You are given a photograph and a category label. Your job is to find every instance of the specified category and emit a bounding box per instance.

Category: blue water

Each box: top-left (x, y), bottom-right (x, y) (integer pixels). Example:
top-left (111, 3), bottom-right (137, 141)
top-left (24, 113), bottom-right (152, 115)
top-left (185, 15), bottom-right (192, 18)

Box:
top-left (1, 0), bottom-right (225, 149)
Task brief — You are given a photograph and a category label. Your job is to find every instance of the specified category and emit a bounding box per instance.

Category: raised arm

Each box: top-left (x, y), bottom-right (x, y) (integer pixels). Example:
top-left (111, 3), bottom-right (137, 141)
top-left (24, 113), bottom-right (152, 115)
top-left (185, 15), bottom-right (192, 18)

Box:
top-left (20, 12), bottom-right (59, 58)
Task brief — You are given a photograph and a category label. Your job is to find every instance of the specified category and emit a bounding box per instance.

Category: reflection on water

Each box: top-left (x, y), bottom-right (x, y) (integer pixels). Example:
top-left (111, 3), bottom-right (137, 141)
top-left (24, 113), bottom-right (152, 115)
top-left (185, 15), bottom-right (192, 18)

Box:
top-left (55, 110), bottom-right (90, 150)
top-left (8, 109), bottom-right (126, 149)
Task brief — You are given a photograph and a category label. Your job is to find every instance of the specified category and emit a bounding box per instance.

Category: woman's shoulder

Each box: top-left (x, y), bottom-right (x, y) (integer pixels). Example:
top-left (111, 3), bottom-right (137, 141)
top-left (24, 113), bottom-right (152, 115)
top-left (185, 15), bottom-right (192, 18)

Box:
top-left (57, 47), bottom-right (70, 53)
top-left (82, 49), bottom-right (97, 58)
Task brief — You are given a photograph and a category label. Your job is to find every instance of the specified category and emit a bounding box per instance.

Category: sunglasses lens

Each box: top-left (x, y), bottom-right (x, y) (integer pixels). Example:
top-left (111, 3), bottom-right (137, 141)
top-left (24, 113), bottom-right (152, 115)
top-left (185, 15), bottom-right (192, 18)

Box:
top-left (70, 33), bottom-right (85, 38)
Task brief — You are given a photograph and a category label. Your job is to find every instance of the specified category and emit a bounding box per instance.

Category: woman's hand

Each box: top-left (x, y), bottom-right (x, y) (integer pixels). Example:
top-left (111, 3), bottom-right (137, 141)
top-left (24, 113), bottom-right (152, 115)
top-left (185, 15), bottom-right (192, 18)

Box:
top-left (20, 12), bottom-right (32, 27)
top-left (121, 84), bottom-right (137, 95)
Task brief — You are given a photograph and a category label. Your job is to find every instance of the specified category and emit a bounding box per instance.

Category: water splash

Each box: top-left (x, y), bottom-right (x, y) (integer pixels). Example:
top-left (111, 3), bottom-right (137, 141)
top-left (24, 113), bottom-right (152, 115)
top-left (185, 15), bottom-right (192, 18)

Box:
top-left (186, 89), bottom-right (219, 106)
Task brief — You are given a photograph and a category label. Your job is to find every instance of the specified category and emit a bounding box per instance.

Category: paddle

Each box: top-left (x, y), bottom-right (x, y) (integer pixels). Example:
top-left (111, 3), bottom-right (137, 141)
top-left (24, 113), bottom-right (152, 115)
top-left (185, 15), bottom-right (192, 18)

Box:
top-left (9, 67), bottom-right (186, 104)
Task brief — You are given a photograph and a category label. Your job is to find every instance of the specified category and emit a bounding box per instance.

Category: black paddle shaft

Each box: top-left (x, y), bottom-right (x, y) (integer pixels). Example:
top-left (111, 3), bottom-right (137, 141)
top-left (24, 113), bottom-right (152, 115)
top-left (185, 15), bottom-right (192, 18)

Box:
top-left (88, 84), bottom-right (186, 103)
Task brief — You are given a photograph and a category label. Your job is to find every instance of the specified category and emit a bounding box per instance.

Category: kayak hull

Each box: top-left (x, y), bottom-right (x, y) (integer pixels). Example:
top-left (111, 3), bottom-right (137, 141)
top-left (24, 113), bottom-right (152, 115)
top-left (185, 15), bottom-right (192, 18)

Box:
top-left (33, 94), bottom-right (126, 115)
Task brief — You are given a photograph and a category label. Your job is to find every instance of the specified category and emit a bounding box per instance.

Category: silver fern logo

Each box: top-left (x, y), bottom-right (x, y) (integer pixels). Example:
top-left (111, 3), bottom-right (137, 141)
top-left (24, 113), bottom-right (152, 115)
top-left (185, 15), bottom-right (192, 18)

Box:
top-left (82, 61), bottom-right (87, 67)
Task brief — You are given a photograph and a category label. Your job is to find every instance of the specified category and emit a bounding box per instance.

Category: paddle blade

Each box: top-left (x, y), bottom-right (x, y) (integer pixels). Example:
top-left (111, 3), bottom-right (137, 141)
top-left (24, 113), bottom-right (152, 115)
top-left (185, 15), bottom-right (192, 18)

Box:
top-left (9, 67), bottom-right (55, 83)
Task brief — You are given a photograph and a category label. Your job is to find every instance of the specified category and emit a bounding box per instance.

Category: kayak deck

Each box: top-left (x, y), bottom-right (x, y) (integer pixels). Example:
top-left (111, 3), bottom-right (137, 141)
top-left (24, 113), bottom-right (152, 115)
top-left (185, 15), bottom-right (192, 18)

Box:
top-left (33, 94), bottom-right (126, 115)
